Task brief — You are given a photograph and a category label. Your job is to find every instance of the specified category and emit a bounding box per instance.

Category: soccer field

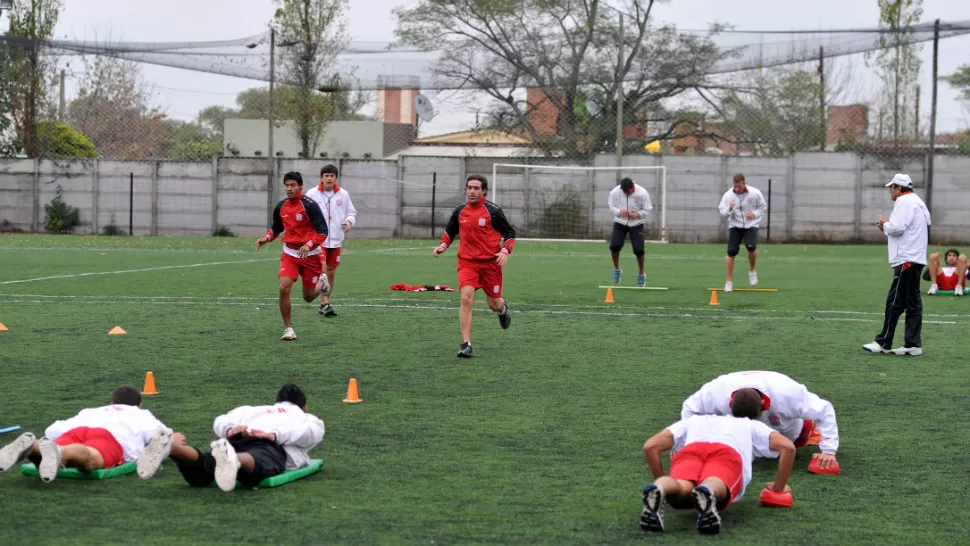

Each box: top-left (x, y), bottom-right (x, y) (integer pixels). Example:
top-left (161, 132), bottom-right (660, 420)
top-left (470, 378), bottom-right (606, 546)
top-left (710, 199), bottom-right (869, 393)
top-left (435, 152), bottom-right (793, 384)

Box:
top-left (0, 234), bottom-right (968, 545)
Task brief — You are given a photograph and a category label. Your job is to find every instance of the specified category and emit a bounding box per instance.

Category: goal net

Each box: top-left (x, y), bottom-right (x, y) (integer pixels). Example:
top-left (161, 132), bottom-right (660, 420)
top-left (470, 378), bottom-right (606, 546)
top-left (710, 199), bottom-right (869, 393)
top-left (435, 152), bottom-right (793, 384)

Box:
top-left (490, 164), bottom-right (667, 242)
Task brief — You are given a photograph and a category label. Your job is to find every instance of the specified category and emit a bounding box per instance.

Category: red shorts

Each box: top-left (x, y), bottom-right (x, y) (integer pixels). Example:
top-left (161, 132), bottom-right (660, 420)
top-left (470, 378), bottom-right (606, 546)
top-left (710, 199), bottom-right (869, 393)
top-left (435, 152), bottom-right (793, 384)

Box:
top-left (320, 247), bottom-right (341, 269)
top-left (794, 419), bottom-right (815, 448)
top-left (938, 271), bottom-right (958, 291)
top-left (457, 258), bottom-right (503, 298)
top-left (280, 251), bottom-right (324, 290)
top-left (669, 442), bottom-right (744, 508)
top-left (55, 427), bottom-right (125, 468)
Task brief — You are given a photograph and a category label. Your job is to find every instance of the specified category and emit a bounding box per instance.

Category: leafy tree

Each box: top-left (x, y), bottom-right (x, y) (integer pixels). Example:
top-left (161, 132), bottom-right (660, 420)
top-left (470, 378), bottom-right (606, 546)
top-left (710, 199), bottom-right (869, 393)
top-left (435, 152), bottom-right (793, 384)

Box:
top-left (866, 0), bottom-right (923, 143)
top-left (36, 122), bottom-right (98, 158)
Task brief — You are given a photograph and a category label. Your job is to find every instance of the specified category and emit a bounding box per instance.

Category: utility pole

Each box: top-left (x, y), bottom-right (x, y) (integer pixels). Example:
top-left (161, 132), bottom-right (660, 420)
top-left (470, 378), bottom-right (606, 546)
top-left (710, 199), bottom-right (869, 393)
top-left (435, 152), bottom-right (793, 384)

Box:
top-left (266, 28), bottom-right (276, 227)
top-left (614, 13), bottom-right (624, 182)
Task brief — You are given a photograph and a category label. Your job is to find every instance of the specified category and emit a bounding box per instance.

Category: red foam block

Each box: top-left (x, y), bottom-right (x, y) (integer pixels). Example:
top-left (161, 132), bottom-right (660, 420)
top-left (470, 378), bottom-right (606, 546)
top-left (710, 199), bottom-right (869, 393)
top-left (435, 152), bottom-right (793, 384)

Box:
top-left (808, 457), bottom-right (841, 475)
top-left (759, 488), bottom-right (793, 508)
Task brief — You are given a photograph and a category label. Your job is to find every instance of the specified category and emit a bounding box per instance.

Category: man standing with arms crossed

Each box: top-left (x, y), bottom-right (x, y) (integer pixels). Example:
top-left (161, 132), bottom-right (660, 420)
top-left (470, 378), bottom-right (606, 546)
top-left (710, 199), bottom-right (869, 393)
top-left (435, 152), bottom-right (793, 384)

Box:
top-left (434, 175), bottom-right (516, 358)
top-left (717, 173), bottom-right (767, 292)
top-left (305, 164), bottom-right (358, 317)
top-left (864, 173), bottom-right (931, 356)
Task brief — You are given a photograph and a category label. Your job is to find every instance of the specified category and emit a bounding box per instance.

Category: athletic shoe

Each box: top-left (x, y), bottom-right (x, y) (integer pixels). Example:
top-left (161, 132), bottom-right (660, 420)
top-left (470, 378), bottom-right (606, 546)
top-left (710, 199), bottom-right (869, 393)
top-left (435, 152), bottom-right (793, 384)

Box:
top-left (724, 281), bottom-right (733, 292)
top-left (955, 285), bottom-right (964, 297)
top-left (318, 303), bottom-right (337, 317)
top-left (457, 342), bottom-right (473, 358)
top-left (749, 271), bottom-right (758, 286)
top-left (927, 283), bottom-right (939, 295)
top-left (640, 484), bottom-right (666, 532)
top-left (281, 327), bottom-right (296, 341)
top-left (38, 438), bottom-right (62, 483)
top-left (637, 274), bottom-right (646, 288)
top-left (137, 426), bottom-right (174, 480)
top-left (497, 303), bottom-right (511, 329)
top-left (0, 432), bottom-right (36, 471)
top-left (862, 342), bottom-right (890, 354)
top-left (890, 346), bottom-right (923, 356)
top-left (612, 269), bottom-right (622, 285)
top-left (692, 485), bottom-right (721, 534)
top-left (211, 438), bottom-right (241, 492)
top-left (316, 273), bottom-right (331, 297)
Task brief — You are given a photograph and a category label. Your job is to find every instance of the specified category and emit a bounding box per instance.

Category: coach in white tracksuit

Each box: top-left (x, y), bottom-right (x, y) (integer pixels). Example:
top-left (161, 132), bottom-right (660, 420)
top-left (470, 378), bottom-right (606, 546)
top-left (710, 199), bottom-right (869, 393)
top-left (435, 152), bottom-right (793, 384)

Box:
top-left (717, 173), bottom-right (767, 292)
top-left (305, 164), bottom-right (358, 317)
top-left (681, 370), bottom-right (840, 470)
top-left (864, 173), bottom-right (931, 356)
top-left (607, 177), bottom-right (652, 287)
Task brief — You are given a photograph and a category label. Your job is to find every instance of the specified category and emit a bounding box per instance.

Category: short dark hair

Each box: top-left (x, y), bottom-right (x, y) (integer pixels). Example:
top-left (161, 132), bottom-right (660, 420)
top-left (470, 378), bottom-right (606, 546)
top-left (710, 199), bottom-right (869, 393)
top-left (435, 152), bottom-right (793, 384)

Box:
top-left (466, 174), bottom-right (488, 192)
top-left (730, 388), bottom-right (764, 420)
top-left (946, 248), bottom-right (960, 259)
top-left (320, 164), bottom-right (339, 177)
top-left (733, 173), bottom-right (746, 183)
top-left (111, 385), bottom-right (142, 406)
top-left (276, 383), bottom-right (307, 408)
top-left (283, 171), bottom-right (304, 186)
top-left (620, 177), bottom-right (634, 191)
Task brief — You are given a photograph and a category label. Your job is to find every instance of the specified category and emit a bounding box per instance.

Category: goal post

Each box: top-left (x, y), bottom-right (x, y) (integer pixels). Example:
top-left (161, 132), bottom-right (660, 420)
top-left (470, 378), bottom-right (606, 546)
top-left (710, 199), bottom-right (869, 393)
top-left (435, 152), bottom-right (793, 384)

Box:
top-left (490, 163), bottom-right (667, 243)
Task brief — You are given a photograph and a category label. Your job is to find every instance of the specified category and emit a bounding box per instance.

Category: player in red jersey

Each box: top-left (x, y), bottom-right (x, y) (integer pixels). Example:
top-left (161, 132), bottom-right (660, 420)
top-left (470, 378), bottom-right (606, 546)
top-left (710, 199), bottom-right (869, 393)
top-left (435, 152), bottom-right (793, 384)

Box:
top-left (433, 175), bottom-right (516, 358)
top-left (256, 171), bottom-right (329, 340)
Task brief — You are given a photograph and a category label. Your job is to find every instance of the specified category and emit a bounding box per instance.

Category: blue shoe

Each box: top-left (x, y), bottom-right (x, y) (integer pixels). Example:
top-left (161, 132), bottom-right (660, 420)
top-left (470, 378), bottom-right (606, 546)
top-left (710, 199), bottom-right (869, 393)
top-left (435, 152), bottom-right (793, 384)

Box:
top-left (640, 485), bottom-right (665, 532)
top-left (612, 269), bottom-right (622, 284)
top-left (692, 485), bottom-right (721, 534)
top-left (637, 274), bottom-right (646, 288)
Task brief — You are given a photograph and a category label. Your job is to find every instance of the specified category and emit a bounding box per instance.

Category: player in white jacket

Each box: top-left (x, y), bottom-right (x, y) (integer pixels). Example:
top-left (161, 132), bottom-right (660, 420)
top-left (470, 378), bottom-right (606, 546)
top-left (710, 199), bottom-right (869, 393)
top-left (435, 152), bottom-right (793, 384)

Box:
top-left (0, 385), bottom-right (167, 482)
top-left (607, 178), bottom-right (653, 287)
top-left (680, 370), bottom-right (840, 472)
top-left (865, 173), bottom-right (931, 356)
top-left (305, 164), bottom-right (358, 317)
top-left (136, 383), bottom-right (325, 492)
top-left (641, 389), bottom-right (795, 535)
top-left (717, 173), bottom-right (767, 292)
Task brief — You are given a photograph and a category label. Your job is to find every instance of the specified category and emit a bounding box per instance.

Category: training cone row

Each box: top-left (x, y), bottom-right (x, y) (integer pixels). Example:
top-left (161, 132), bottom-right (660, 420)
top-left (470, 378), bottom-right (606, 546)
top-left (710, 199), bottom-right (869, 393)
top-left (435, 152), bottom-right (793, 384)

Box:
top-left (0, 323), bottom-right (8, 331)
top-left (108, 326), bottom-right (127, 335)
top-left (142, 371), bottom-right (158, 395)
top-left (343, 378), bottom-right (363, 404)
top-left (605, 288), bottom-right (615, 303)
top-left (709, 291), bottom-right (719, 305)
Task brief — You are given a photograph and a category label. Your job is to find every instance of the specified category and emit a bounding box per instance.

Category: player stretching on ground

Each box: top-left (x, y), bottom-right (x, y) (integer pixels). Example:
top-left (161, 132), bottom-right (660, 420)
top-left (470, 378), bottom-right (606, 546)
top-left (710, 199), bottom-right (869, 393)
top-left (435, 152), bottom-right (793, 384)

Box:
top-left (433, 175), bottom-right (515, 358)
top-left (925, 248), bottom-right (967, 296)
top-left (256, 171), bottom-right (329, 341)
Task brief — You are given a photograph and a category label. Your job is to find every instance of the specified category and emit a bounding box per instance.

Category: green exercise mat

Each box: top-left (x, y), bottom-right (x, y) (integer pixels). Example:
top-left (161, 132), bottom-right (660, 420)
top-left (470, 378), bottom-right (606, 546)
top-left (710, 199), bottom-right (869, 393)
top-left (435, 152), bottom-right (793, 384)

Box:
top-left (213, 458), bottom-right (323, 489)
top-left (20, 461), bottom-right (136, 480)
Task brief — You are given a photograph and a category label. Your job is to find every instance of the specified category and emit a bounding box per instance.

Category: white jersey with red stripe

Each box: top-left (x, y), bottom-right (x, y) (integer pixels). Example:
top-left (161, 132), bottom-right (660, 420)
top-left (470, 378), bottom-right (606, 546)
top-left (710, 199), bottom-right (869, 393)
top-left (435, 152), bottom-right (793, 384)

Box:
top-left (44, 404), bottom-right (166, 462)
top-left (212, 401), bottom-right (325, 469)
top-left (680, 370), bottom-right (840, 455)
top-left (667, 415), bottom-right (776, 500)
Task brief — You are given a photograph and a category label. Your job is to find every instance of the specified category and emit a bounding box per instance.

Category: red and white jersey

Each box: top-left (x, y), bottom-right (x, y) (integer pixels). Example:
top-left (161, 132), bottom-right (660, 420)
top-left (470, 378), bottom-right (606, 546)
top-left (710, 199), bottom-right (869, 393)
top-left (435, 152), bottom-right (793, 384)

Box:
top-left (213, 402), bottom-right (325, 469)
top-left (666, 415), bottom-right (776, 500)
top-left (681, 370), bottom-right (840, 455)
top-left (44, 404), bottom-right (166, 462)
top-left (938, 266), bottom-right (959, 290)
top-left (305, 184), bottom-right (357, 248)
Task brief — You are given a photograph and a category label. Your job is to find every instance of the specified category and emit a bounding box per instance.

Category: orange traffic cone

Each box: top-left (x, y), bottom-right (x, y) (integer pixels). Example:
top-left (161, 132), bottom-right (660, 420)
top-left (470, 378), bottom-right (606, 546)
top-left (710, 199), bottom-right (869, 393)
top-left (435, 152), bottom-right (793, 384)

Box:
top-left (709, 291), bottom-right (719, 306)
top-left (142, 371), bottom-right (158, 395)
top-left (605, 288), bottom-right (615, 303)
top-left (108, 326), bottom-right (127, 335)
top-left (0, 323), bottom-right (8, 331)
top-left (342, 378), bottom-right (363, 404)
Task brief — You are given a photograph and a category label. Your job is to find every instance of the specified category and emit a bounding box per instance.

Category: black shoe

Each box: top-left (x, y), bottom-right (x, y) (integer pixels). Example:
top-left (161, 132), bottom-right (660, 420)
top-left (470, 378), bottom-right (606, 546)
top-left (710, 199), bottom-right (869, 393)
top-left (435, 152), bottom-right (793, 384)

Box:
top-left (318, 303), bottom-right (336, 317)
top-left (497, 303), bottom-right (511, 329)
top-left (457, 342), bottom-right (473, 358)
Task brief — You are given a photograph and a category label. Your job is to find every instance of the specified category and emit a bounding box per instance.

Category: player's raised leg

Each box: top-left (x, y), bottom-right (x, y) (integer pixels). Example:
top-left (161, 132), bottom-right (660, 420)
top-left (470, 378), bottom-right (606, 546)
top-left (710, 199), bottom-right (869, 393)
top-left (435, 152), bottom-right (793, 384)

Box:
top-left (956, 253), bottom-right (968, 296)
top-left (926, 252), bottom-right (942, 294)
top-left (632, 224), bottom-right (646, 287)
top-left (609, 223), bottom-right (626, 284)
top-left (724, 228), bottom-right (742, 292)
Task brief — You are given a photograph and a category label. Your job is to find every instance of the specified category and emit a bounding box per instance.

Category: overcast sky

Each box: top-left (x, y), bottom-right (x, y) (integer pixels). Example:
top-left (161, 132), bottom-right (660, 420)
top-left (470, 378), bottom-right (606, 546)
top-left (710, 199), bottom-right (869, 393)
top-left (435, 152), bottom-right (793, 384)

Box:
top-left (15, 0), bottom-right (970, 135)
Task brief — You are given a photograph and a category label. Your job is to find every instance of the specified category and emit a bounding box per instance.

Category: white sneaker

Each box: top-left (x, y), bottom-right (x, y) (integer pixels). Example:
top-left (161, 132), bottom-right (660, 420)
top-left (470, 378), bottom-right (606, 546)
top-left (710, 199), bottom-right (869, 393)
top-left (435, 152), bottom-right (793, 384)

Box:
top-left (211, 438), bottom-right (241, 492)
top-left (723, 281), bottom-right (733, 292)
top-left (955, 285), bottom-right (964, 297)
top-left (0, 432), bottom-right (36, 471)
top-left (927, 284), bottom-right (938, 295)
top-left (891, 346), bottom-right (923, 356)
top-left (862, 342), bottom-right (890, 354)
top-left (38, 438), bottom-right (62, 483)
top-left (316, 273), bottom-right (330, 296)
top-left (749, 271), bottom-right (758, 286)
top-left (137, 426), bottom-right (173, 480)
top-left (281, 327), bottom-right (296, 341)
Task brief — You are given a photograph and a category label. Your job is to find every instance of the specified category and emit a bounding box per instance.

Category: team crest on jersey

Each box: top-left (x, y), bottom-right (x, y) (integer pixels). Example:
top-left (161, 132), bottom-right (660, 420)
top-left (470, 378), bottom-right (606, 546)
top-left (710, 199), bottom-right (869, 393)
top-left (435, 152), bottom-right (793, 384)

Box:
top-left (296, 213), bottom-right (303, 221)
top-left (769, 414), bottom-right (781, 426)
top-left (478, 218), bottom-right (486, 226)
top-left (336, 198), bottom-right (343, 206)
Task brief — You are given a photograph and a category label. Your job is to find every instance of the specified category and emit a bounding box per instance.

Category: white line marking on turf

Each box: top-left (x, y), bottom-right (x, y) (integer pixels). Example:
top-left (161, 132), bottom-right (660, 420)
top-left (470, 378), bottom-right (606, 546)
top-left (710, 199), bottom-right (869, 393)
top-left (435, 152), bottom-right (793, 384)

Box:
top-left (0, 258), bottom-right (277, 285)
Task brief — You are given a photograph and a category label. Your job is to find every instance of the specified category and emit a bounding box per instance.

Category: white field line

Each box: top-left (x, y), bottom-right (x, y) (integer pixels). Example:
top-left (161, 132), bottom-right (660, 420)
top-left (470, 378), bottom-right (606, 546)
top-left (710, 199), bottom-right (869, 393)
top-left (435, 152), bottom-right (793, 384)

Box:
top-left (0, 258), bottom-right (277, 285)
top-left (0, 245), bottom-right (422, 254)
top-left (0, 295), bottom-right (959, 324)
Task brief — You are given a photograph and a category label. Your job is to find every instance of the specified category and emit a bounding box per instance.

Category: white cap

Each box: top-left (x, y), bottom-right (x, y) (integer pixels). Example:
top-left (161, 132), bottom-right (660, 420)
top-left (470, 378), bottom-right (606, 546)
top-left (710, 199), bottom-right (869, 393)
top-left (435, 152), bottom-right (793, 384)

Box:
top-left (886, 173), bottom-right (913, 189)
